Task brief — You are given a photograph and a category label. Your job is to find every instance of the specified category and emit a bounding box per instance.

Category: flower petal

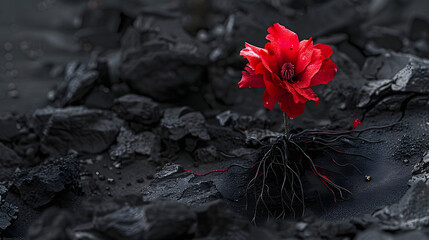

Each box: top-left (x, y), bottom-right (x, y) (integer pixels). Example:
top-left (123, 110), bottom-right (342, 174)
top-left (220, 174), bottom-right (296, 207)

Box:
top-left (264, 73), bottom-right (286, 98)
top-left (238, 65), bottom-right (265, 88)
top-left (313, 44), bottom-right (333, 60)
top-left (295, 38), bottom-right (313, 74)
top-left (263, 90), bottom-right (277, 110)
top-left (294, 48), bottom-right (323, 88)
top-left (294, 88), bottom-right (319, 103)
top-left (240, 42), bottom-right (263, 68)
top-left (259, 45), bottom-right (279, 74)
top-left (266, 23), bottom-right (299, 65)
top-left (278, 93), bottom-right (306, 119)
top-left (309, 59), bottom-right (337, 87)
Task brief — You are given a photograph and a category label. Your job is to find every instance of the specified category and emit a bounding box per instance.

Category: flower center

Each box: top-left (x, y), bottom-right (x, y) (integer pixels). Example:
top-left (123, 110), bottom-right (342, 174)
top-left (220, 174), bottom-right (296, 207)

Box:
top-left (281, 62), bottom-right (296, 83)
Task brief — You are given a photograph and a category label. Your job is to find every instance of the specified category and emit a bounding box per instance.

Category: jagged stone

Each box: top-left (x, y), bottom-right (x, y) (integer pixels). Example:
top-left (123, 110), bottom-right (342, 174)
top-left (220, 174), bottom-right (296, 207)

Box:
top-left (109, 127), bottom-right (160, 165)
top-left (216, 110), bottom-right (269, 131)
top-left (373, 181), bottom-right (429, 230)
top-left (161, 107), bottom-right (210, 141)
top-left (112, 94), bottom-right (161, 129)
top-left (32, 107), bottom-right (121, 155)
top-left (12, 154), bottom-right (80, 208)
top-left (93, 202), bottom-right (196, 240)
top-left (142, 163), bottom-right (221, 206)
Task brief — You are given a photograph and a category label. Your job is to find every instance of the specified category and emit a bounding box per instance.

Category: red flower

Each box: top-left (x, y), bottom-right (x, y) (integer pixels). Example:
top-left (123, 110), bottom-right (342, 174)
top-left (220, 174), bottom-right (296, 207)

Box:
top-left (352, 119), bottom-right (362, 129)
top-left (238, 23), bottom-right (337, 118)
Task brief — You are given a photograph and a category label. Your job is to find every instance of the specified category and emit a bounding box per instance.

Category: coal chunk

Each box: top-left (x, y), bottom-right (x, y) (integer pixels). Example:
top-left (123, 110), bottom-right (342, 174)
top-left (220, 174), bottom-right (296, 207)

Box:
top-left (120, 16), bottom-right (209, 101)
top-left (0, 114), bottom-right (20, 142)
top-left (193, 145), bottom-right (219, 164)
top-left (0, 143), bottom-right (23, 181)
top-left (216, 110), bottom-right (269, 131)
top-left (142, 163), bottom-right (222, 206)
top-left (93, 202), bottom-right (196, 240)
top-left (27, 208), bottom-right (75, 240)
top-left (373, 181), bottom-right (429, 230)
top-left (161, 107), bottom-right (210, 141)
top-left (53, 61), bottom-right (99, 107)
top-left (109, 127), bottom-right (160, 165)
top-left (112, 94), bottom-right (161, 130)
top-left (32, 107), bottom-right (121, 155)
top-left (0, 202), bottom-right (19, 234)
top-left (12, 154), bottom-right (80, 208)
top-left (194, 200), bottom-right (249, 239)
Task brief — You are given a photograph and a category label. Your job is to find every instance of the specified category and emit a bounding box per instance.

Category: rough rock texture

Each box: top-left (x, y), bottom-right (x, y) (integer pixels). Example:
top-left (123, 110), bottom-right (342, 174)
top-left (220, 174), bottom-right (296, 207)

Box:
top-left (161, 107), bottom-right (210, 141)
top-left (109, 127), bottom-right (160, 165)
top-left (0, 184), bottom-right (18, 234)
top-left (120, 17), bottom-right (209, 101)
top-left (142, 164), bottom-right (222, 206)
top-left (112, 94), bottom-right (161, 131)
top-left (12, 154), bottom-right (80, 208)
top-left (0, 143), bottom-right (23, 181)
top-left (32, 107), bottom-right (122, 155)
top-left (93, 202), bottom-right (196, 240)
top-left (373, 181), bottom-right (429, 231)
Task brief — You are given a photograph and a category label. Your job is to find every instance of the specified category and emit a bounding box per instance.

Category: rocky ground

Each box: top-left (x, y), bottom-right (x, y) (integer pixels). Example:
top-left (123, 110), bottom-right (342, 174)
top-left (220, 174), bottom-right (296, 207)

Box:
top-left (1, 0), bottom-right (429, 239)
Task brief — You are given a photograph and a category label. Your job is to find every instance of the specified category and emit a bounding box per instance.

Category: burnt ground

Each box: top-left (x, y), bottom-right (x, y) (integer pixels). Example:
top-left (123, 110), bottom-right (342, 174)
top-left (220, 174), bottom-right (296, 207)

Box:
top-left (1, 0), bottom-right (429, 239)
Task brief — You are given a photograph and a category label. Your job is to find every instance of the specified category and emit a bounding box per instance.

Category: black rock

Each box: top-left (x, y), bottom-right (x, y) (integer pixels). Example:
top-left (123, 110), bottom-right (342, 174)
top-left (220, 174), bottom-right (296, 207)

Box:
top-left (358, 52), bottom-right (429, 110)
top-left (193, 145), bottom-right (219, 164)
top-left (109, 127), bottom-right (160, 165)
top-left (0, 114), bottom-right (20, 142)
top-left (216, 110), bottom-right (269, 131)
top-left (161, 107), bottom-right (210, 141)
top-left (112, 94), bottom-right (161, 130)
top-left (54, 61), bottom-right (99, 107)
top-left (373, 181), bottom-right (429, 231)
top-left (27, 208), bottom-right (75, 240)
top-left (0, 143), bottom-right (23, 181)
top-left (142, 163), bottom-right (222, 206)
top-left (93, 202), bottom-right (196, 240)
top-left (12, 154), bottom-right (80, 208)
top-left (244, 128), bottom-right (282, 145)
top-left (409, 151), bottom-right (429, 186)
top-left (0, 201), bottom-right (19, 234)
top-left (194, 200), bottom-right (250, 240)
top-left (355, 229), bottom-right (429, 240)
top-left (120, 15), bottom-right (209, 101)
top-left (32, 107), bottom-right (122, 155)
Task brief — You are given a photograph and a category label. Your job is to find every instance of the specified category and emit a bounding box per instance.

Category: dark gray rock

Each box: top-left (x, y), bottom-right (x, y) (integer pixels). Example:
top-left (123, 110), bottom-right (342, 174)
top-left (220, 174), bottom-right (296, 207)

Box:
top-left (356, 229), bottom-right (429, 240)
top-left (93, 202), bottom-right (196, 240)
top-left (54, 61), bottom-right (99, 107)
top-left (161, 107), bottom-right (210, 141)
top-left (373, 181), bottom-right (429, 230)
top-left (194, 145), bottom-right (219, 164)
top-left (0, 201), bottom-right (19, 233)
top-left (359, 52), bottom-right (429, 109)
top-left (409, 151), bottom-right (429, 186)
top-left (109, 127), bottom-right (160, 166)
top-left (112, 94), bottom-right (161, 130)
top-left (216, 110), bottom-right (269, 131)
top-left (142, 163), bottom-right (222, 206)
top-left (27, 208), bottom-right (75, 240)
top-left (120, 17), bottom-right (209, 101)
top-left (12, 154), bottom-right (80, 208)
top-left (32, 107), bottom-right (121, 155)
top-left (0, 143), bottom-right (23, 181)
top-left (0, 114), bottom-right (20, 142)
top-left (244, 128), bottom-right (282, 145)
top-left (194, 200), bottom-right (250, 240)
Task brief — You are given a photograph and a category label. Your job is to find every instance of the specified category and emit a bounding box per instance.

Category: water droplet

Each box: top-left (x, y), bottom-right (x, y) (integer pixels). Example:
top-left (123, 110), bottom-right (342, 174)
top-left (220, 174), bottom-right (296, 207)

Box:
top-left (266, 102), bottom-right (269, 104)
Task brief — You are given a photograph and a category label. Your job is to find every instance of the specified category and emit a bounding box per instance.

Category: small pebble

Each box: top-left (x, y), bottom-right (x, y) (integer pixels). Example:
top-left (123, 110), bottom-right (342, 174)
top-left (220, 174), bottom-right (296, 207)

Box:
top-left (98, 175), bottom-right (106, 181)
top-left (365, 175), bottom-right (371, 182)
top-left (107, 178), bottom-right (114, 184)
top-left (403, 159), bottom-right (409, 164)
